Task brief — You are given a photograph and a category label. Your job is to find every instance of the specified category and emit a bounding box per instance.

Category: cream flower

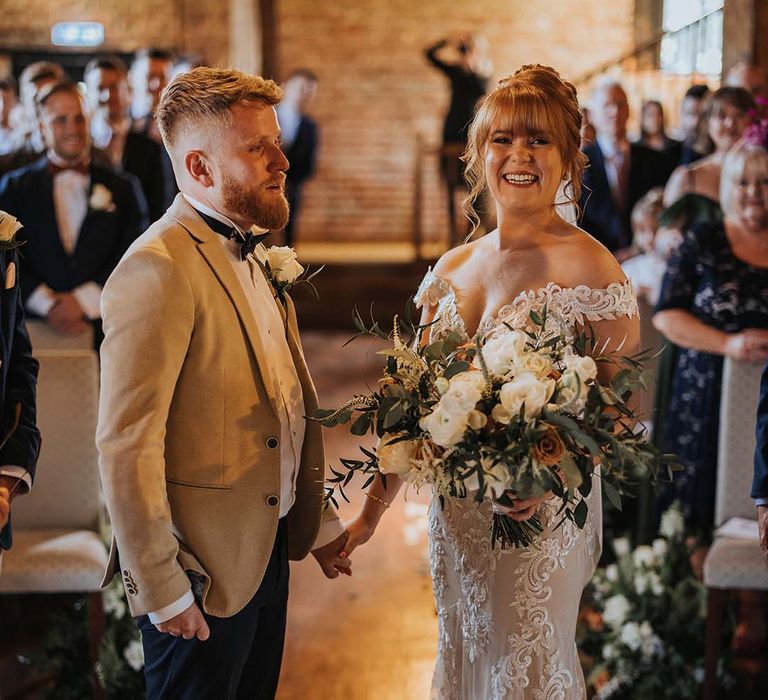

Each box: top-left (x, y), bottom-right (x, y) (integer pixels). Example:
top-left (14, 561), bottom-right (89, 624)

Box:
top-left (89, 183), bottom-right (115, 211)
top-left (441, 371), bottom-right (485, 417)
top-left (474, 330), bottom-right (527, 376)
top-left (632, 545), bottom-right (656, 569)
top-left (377, 435), bottom-right (419, 477)
top-left (563, 353), bottom-right (598, 382)
top-left (603, 594), bottom-right (630, 629)
top-left (123, 639), bottom-right (145, 671)
top-left (659, 506), bottom-right (684, 539)
top-left (514, 351), bottom-right (554, 379)
top-left (419, 408), bottom-right (467, 448)
top-left (613, 537), bottom-right (630, 557)
top-left (266, 245), bottom-right (305, 283)
top-left (0, 211), bottom-right (22, 242)
top-left (620, 621), bottom-right (642, 651)
top-left (499, 372), bottom-right (555, 420)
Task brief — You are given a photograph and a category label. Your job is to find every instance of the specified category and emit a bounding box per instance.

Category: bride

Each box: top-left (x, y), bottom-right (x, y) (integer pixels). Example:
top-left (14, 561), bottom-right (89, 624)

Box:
top-left (343, 65), bottom-right (640, 699)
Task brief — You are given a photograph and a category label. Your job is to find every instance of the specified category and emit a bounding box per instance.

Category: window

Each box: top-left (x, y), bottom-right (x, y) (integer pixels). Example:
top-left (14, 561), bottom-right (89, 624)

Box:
top-left (660, 0), bottom-right (723, 75)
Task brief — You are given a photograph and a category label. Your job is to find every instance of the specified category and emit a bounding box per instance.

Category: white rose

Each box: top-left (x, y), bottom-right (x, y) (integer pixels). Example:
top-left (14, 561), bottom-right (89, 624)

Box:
top-left (491, 403), bottom-right (512, 425)
top-left (420, 408), bottom-right (467, 448)
top-left (266, 245), bottom-right (305, 283)
top-left (0, 211), bottom-right (22, 242)
top-left (474, 330), bottom-right (527, 376)
top-left (499, 372), bottom-right (555, 420)
top-left (467, 409), bottom-right (487, 431)
top-left (651, 538), bottom-right (668, 560)
top-left (442, 372), bottom-right (485, 416)
top-left (514, 351), bottom-right (554, 379)
top-left (563, 353), bottom-right (598, 382)
top-left (659, 506), bottom-right (684, 539)
top-left (603, 594), bottom-right (631, 629)
top-left (123, 638), bottom-right (145, 671)
top-left (89, 183), bottom-right (115, 211)
top-left (605, 563), bottom-right (619, 583)
top-left (620, 621), bottom-right (642, 651)
top-left (632, 545), bottom-right (656, 569)
top-left (378, 435), bottom-right (419, 477)
top-left (613, 537), bottom-right (630, 557)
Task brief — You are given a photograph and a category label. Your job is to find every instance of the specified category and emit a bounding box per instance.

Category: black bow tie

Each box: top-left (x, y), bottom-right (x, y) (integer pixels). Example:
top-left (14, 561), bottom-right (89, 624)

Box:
top-left (194, 209), bottom-right (271, 261)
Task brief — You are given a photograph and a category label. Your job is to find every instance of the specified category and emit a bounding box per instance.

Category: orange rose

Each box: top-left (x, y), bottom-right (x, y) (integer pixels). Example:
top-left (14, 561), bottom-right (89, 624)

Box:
top-left (531, 427), bottom-right (566, 466)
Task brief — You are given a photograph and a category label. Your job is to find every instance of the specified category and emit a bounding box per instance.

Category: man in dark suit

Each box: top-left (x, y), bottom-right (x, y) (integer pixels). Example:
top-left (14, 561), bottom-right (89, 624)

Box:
top-left (579, 79), bottom-right (675, 256)
top-left (753, 362), bottom-right (768, 563)
top-left (0, 81), bottom-right (148, 343)
top-left (85, 55), bottom-right (174, 222)
top-left (276, 70), bottom-right (319, 247)
top-left (0, 210), bottom-right (42, 567)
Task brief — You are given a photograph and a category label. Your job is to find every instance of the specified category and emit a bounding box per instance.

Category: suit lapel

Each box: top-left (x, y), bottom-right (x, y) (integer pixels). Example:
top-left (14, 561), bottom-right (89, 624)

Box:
top-left (36, 162), bottom-right (67, 257)
top-left (167, 195), bottom-right (280, 414)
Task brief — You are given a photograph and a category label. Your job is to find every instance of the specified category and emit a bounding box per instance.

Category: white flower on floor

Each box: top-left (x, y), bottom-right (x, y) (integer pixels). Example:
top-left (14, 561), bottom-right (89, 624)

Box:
top-left (659, 505), bottom-right (684, 539)
top-left (603, 594), bottom-right (631, 629)
top-left (634, 572), bottom-right (649, 594)
top-left (123, 639), bottom-right (145, 671)
top-left (103, 581), bottom-right (127, 620)
top-left (632, 545), bottom-right (656, 569)
top-left (620, 621), bottom-right (643, 651)
top-left (89, 184), bottom-right (115, 212)
top-left (613, 537), bottom-right (630, 557)
top-left (265, 246), bottom-right (304, 283)
top-left (605, 564), bottom-right (619, 582)
top-left (652, 538), bottom-right (668, 559)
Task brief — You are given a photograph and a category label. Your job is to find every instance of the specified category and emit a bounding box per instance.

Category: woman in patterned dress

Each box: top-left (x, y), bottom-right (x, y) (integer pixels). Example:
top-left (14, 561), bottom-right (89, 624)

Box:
top-left (343, 66), bottom-right (640, 699)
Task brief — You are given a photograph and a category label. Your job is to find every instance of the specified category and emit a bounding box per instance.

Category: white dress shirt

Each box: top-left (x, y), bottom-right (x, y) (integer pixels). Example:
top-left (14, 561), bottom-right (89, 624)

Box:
top-left (25, 153), bottom-right (103, 321)
top-left (147, 196), bottom-right (343, 624)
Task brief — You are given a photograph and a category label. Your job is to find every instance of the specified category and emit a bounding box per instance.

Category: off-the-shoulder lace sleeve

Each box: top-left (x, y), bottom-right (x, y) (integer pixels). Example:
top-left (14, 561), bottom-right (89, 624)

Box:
top-left (414, 266), bottom-right (452, 308)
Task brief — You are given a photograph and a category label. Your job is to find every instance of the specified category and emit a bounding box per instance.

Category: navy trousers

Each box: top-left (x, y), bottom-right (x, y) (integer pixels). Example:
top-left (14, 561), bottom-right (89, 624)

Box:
top-left (138, 520), bottom-right (289, 700)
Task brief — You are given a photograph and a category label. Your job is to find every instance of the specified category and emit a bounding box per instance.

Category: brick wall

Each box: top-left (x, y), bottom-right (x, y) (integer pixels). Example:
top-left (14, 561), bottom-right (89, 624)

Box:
top-left (278, 0), bottom-right (636, 244)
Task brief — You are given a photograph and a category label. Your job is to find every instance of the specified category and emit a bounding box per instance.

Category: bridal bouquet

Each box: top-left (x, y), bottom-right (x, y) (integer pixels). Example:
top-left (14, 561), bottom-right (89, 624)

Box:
top-left (313, 307), bottom-right (673, 548)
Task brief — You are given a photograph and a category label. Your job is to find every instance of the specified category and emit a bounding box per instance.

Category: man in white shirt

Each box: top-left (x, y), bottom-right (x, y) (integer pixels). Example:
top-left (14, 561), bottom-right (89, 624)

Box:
top-left (96, 67), bottom-right (348, 699)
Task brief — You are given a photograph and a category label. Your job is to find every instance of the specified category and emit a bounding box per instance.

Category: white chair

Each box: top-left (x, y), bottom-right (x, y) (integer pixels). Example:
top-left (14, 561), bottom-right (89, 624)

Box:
top-left (26, 319), bottom-right (94, 352)
top-left (702, 358), bottom-right (768, 700)
top-left (0, 350), bottom-right (106, 699)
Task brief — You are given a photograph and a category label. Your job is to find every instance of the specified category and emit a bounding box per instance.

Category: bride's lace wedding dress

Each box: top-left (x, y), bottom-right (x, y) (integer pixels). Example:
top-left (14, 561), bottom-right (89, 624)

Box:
top-left (414, 269), bottom-right (638, 700)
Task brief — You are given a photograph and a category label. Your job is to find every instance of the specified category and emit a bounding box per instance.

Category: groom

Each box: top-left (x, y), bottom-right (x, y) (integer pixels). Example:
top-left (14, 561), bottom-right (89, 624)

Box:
top-left (96, 67), bottom-right (349, 699)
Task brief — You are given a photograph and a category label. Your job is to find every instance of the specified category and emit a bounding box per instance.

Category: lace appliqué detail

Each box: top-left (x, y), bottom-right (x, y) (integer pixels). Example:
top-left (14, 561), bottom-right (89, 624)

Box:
top-left (415, 267), bottom-right (469, 342)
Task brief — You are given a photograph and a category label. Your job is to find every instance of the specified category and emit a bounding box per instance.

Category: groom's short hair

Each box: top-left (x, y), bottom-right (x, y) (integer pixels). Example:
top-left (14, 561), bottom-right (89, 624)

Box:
top-left (157, 67), bottom-right (283, 150)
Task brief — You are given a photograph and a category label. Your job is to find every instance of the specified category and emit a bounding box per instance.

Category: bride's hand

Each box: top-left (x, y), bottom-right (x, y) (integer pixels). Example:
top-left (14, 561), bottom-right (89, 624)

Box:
top-left (493, 492), bottom-right (551, 521)
top-left (339, 513), bottom-right (378, 558)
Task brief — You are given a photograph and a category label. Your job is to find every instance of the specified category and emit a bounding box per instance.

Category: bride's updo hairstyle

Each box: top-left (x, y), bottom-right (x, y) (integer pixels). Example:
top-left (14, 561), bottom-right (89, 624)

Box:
top-left (462, 64), bottom-right (587, 228)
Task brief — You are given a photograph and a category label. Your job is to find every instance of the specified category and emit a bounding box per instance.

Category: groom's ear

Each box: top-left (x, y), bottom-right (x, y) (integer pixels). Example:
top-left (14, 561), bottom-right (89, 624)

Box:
top-left (185, 151), bottom-right (214, 188)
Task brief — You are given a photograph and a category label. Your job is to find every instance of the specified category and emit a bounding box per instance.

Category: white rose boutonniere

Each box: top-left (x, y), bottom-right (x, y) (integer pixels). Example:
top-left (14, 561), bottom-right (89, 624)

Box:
top-left (265, 245), bottom-right (305, 284)
top-left (0, 210), bottom-right (22, 250)
top-left (89, 183), bottom-right (116, 212)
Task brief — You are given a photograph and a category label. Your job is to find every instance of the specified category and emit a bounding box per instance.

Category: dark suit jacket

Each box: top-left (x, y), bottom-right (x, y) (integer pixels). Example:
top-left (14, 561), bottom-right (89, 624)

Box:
top-left (0, 247), bottom-right (41, 549)
top-left (0, 157), bottom-right (149, 313)
top-left (285, 116), bottom-right (318, 187)
top-left (753, 362), bottom-right (768, 501)
top-left (579, 141), bottom-right (675, 251)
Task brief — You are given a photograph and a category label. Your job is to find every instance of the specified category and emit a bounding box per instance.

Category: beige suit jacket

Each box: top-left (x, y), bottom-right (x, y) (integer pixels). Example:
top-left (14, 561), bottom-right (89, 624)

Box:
top-left (97, 194), bottom-right (336, 618)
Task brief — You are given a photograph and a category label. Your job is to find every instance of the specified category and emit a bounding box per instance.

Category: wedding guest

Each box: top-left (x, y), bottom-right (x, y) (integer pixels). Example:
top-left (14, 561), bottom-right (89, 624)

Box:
top-left (653, 140), bottom-right (768, 538)
top-left (276, 69), bottom-right (319, 247)
top-left (635, 100), bottom-right (681, 159)
top-left (0, 61), bottom-right (65, 175)
top-left (0, 76), bottom-right (18, 155)
top-left (0, 210), bottom-right (42, 573)
top-left (130, 48), bottom-right (174, 145)
top-left (580, 78), bottom-right (674, 256)
top-left (0, 81), bottom-right (148, 345)
top-left (754, 361), bottom-right (768, 565)
top-left (678, 84), bottom-right (710, 165)
top-left (621, 188), bottom-right (668, 306)
top-left (85, 56), bottom-right (172, 222)
top-left (580, 106), bottom-right (596, 148)
top-left (425, 33), bottom-right (492, 242)
top-left (725, 61), bottom-right (767, 101)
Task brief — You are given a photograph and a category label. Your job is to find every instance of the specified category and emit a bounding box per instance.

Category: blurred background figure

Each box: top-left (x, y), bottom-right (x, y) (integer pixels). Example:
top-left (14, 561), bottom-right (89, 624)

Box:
top-left (636, 100), bottom-right (681, 159)
top-left (0, 61), bottom-right (64, 175)
top-left (85, 55), bottom-right (172, 222)
top-left (725, 61), bottom-right (767, 101)
top-left (579, 105), bottom-right (596, 149)
top-left (129, 48), bottom-right (174, 145)
top-left (580, 78), bottom-right (674, 257)
top-left (276, 69), bottom-right (319, 247)
top-left (425, 33), bottom-right (492, 244)
top-left (678, 84), bottom-right (711, 165)
top-left (0, 75), bottom-right (18, 156)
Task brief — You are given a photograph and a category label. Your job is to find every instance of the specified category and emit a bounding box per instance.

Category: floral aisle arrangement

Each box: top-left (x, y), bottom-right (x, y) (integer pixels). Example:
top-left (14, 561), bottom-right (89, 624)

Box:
top-left (313, 308), bottom-right (674, 548)
top-left (578, 503), bottom-right (733, 699)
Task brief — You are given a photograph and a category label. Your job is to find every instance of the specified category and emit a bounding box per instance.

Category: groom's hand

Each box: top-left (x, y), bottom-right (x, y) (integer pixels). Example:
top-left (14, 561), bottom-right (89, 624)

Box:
top-left (155, 601), bottom-right (210, 641)
top-left (312, 532), bottom-right (352, 578)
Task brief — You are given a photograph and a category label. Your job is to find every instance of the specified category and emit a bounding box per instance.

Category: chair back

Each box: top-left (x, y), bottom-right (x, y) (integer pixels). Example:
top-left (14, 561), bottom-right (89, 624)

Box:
top-left (715, 358), bottom-right (763, 524)
top-left (12, 350), bottom-right (101, 530)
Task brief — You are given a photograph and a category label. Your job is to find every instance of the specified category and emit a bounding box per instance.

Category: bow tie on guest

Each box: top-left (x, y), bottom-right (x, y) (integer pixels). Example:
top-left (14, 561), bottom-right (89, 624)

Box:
top-left (48, 160), bottom-right (90, 177)
top-left (195, 209), bottom-right (271, 261)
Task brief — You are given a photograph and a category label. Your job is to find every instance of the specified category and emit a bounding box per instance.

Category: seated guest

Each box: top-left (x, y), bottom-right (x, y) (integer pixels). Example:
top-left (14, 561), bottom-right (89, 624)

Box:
top-left (653, 140), bottom-right (768, 537)
top-left (678, 84), bottom-right (710, 166)
top-left (621, 188), bottom-right (669, 306)
top-left (0, 81), bottom-right (148, 343)
top-left (0, 210), bottom-right (41, 574)
top-left (635, 100), bottom-right (681, 159)
top-left (85, 56), bottom-right (171, 221)
top-left (0, 76), bottom-right (18, 156)
top-left (0, 61), bottom-right (65, 175)
top-left (580, 78), bottom-right (674, 256)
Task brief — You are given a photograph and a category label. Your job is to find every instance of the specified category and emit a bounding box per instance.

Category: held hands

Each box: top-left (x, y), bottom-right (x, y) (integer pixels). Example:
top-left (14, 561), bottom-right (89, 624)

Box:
top-left (312, 531), bottom-right (352, 578)
top-left (155, 601), bottom-right (210, 641)
top-left (759, 506), bottom-right (768, 563)
top-left (724, 329), bottom-right (768, 363)
top-left (493, 491), bottom-right (550, 521)
top-left (47, 293), bottom-right (88, 336)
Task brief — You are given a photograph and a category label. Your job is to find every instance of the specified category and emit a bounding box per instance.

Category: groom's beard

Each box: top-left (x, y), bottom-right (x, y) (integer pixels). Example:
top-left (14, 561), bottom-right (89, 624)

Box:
top-left (220, 172), bottom-right (290, 231)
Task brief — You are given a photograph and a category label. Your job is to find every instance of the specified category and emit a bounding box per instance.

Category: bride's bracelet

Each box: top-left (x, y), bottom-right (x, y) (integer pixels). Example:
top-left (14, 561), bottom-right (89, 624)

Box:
top-left (365, 492), bottom-right (390, 509)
